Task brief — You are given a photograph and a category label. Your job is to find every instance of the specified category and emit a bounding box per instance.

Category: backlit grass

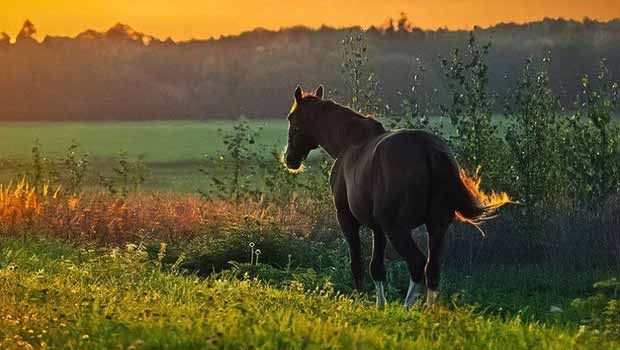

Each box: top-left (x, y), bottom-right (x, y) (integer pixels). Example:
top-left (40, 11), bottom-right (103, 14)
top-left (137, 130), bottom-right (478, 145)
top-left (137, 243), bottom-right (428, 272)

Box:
top-left (0, 236), bottom-right (617, 350)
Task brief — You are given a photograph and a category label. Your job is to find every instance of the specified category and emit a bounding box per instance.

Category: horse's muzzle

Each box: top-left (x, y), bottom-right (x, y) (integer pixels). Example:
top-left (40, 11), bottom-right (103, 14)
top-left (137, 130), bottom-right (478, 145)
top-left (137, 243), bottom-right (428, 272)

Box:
top-left (285, 150), bottom-right (303, 170)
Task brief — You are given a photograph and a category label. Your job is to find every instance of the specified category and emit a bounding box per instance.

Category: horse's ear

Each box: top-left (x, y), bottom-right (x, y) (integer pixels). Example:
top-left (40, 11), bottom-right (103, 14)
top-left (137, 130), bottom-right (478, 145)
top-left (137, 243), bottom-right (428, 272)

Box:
top-left (315, 85), bottom-right (324, 99)
top-left (294, 85), bottom-right (303, 103)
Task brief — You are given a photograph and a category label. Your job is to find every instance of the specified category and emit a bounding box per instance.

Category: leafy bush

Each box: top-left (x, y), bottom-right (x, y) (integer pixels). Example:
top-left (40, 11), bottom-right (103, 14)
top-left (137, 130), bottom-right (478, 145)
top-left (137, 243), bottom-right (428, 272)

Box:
top-left (200, 118), bottom-right (263, 202)
top-left (566, 60), bottom-right (620, 206)
top-left (61, 141), bottom-right (90, 195)
top-left (440, 33), bottom-right (506, 185)
top-left (98, 150), bottom-right (148, 197)
top-left (14, 140), bottom-right (59, 192)
top-left (505, 56), bottom-right (566, 225)
top-left (340, 29), bottom-right (383, 116)
top-left (396, 57), bottom-right (443, 133)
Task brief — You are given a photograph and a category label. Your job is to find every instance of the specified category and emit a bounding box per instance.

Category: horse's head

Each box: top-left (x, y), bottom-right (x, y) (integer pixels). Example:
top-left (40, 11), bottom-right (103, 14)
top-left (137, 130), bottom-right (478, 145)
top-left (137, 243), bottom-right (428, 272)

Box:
top-left (284, 85), bottom-right (324, 170)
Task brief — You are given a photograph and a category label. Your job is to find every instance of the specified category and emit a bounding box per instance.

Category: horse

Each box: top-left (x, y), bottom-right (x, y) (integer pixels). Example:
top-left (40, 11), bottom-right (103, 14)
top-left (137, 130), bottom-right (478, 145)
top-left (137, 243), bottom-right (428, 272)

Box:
top-left (284, 85), bottom-right (510, 309)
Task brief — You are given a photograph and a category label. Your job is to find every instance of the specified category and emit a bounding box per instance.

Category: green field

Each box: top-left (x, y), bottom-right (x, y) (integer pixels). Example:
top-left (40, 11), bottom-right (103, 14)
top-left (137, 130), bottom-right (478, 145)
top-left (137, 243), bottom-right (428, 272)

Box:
top-left (3, 116), bottom-right (618, 191)
top-left (2, 114), bottom-right (617, 160)
top-left (0, 120), bottom-right (288, 161)
top-left (0, 120), bottom-right (289, 191)
top-left (1, 236), bottom-right (617, 350)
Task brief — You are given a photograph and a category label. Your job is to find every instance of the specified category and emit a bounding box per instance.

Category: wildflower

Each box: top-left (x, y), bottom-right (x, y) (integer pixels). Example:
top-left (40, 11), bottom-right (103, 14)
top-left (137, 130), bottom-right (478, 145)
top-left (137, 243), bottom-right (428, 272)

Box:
top-left (249, 242), bottom-right (255, 264)
top-left (255, 249), bottom-right (261, 265)
top-left (67, 197), bottom-right (79, 210)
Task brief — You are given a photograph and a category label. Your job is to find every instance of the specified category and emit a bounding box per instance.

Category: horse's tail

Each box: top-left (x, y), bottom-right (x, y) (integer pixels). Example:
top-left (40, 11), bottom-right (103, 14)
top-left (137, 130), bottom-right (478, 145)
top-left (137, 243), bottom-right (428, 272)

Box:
top-left (444, 156), bottom-right (512, 234)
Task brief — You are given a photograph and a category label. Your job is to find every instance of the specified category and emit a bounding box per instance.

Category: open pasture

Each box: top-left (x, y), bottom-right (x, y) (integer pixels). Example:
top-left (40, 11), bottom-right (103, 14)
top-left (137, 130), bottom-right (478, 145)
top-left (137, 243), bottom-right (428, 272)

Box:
top-left (0, 120), bottom-right (288, 191)
top-left (1, 115), bottom-right (616, 191)
top-left (0, 120), bottom-right (287, 161)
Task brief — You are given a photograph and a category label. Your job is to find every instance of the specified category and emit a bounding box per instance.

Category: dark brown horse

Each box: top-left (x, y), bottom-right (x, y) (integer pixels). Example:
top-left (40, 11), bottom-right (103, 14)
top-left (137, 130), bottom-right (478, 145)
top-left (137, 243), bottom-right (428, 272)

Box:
top-left (284, 85), bottom-right (510, 309)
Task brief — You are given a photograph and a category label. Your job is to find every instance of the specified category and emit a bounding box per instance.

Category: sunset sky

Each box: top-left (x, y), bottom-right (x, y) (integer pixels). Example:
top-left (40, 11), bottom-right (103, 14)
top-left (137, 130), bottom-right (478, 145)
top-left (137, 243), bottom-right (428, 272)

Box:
top-left (3, 0), bottom-right (620, 41)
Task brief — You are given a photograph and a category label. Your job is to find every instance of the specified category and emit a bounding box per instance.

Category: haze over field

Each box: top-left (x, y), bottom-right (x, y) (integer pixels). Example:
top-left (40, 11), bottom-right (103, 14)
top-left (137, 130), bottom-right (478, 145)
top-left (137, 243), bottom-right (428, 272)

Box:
top-left (1, 17), bottom-right (619, 121)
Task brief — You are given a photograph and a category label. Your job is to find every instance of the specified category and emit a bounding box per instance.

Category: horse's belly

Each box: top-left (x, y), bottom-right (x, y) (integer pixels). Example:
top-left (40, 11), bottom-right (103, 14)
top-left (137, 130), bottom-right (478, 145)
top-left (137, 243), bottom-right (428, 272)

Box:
top-left (347, 191), bottom-right (375, 225)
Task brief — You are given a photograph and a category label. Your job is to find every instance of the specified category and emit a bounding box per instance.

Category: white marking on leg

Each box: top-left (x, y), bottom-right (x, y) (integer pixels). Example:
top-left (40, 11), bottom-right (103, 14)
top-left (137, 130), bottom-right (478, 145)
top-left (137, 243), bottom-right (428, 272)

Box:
top-left (374, 281), bottom-right (386, 308)
top-left (403, 278), bottom-right (423, 310)
top-left (426, 289), bottom-right (439, 308)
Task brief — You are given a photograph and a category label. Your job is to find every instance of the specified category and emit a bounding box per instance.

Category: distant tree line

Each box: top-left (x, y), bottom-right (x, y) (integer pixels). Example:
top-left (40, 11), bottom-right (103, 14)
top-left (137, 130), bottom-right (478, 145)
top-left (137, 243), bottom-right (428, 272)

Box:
top-left (1, 17), bottom-right (619, 120)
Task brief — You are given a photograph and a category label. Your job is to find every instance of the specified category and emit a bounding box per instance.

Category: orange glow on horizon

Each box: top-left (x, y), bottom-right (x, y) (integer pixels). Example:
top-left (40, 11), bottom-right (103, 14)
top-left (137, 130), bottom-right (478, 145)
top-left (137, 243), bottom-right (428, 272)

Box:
top-left (2, 0), bottom-right (620, 41)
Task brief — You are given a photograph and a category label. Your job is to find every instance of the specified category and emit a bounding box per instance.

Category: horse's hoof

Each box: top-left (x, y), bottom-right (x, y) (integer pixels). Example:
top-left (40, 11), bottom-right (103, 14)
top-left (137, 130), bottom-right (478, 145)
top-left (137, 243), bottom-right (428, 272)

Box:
top-left (403, 279), bottom-right (423, 311)
top-left (374, 281), bottom-right (386, 309)
top-left (425, 289), bottom-right (439, 309)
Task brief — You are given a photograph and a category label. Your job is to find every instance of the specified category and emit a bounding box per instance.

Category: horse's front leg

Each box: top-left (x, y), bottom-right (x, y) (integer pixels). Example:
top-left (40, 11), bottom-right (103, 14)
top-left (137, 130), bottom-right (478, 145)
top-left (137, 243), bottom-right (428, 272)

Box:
top-left (337, 210), bottom-right (362, 291)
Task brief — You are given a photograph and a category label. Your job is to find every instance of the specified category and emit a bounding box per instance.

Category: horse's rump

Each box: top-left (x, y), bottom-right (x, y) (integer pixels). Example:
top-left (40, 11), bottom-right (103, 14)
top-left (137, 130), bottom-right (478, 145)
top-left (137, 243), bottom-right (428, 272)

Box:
top-left (373, 130), bottom-right (509, 230)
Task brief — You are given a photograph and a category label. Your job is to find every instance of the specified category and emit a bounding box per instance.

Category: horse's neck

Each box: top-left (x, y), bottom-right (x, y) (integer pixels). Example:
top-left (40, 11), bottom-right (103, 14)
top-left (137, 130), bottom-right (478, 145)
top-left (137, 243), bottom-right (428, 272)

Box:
top-left (315, 106), bottom-right (385, 158)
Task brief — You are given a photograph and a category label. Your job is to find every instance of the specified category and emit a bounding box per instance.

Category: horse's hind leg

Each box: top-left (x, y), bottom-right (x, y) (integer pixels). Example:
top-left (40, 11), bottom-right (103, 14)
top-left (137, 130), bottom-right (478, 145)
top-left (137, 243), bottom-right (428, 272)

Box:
top-left (381, 223), bottom-right (427, 310)
top-left (425, 215), bottom-right (453, 307)
top-left (369, 225), bottom-right (387, 307)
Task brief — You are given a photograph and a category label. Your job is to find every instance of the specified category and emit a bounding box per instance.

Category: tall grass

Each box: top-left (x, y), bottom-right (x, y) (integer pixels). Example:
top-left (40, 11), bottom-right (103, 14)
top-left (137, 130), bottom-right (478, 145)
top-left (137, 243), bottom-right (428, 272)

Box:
top-left (0, 178), bottom-right (332, 245)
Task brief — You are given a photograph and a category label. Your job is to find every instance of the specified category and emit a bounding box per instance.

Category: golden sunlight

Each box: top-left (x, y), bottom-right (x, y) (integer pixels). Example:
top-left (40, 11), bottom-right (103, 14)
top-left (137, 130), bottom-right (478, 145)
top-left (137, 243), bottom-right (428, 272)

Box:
top-left (3, 0), bottom-right (619, 41)
top-left (279, 150), bottom-right (305, 174)
top-left (455, 167), bottom-right (513, 233)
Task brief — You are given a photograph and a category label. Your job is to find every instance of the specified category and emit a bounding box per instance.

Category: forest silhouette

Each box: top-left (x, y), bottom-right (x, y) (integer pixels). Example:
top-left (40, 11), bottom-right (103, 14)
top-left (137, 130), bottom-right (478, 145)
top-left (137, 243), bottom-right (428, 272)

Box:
top-left (1, 17), bottom-right (619, 121)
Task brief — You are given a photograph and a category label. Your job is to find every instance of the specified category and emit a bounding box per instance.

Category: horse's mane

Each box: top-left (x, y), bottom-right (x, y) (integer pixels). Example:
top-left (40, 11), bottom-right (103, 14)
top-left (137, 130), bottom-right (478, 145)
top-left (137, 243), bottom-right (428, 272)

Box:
top-left (298, 95), bottom-right (386, 157)
top-left (311, 97), bottom-right (385, 132)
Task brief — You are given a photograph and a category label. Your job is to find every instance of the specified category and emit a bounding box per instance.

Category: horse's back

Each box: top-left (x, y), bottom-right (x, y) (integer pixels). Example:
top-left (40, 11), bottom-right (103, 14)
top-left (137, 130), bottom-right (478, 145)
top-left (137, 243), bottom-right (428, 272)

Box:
top-left (374, 129), bottom-right (452, 156)
top-left (371, 129), bottom-right (453, 179)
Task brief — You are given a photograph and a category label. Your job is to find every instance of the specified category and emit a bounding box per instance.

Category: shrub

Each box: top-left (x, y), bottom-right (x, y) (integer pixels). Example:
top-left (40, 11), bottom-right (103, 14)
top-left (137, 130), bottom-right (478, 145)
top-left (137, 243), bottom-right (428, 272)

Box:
top-left (98, 150), bottom-right (148, 197)
top-left (340, 29), bottom-right (382, 116)
top-left (60, 141), bottom-right (90, 195)
top-left (397, 57), bottom-right (444, 133)
top-left (440, 33), bottom-right (507, 187)
top-left (568, 60), bottom-right (620, 205)
top-left (200, 118), bottom-right (262, 202)
top-left (505, 56), bottom-right (566, 224)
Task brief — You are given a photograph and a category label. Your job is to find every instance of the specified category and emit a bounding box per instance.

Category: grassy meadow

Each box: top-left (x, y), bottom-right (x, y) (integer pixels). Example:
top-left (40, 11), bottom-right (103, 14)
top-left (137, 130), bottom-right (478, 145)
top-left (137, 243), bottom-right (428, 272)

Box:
top-left (0, 120), bottom-right (288, 161)
top-left (0, 117), bottom-right (619, 350)
top-left (0, 120), bottom-right (288, 191)
top-left (1, 236), bottom-right (618, 350)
